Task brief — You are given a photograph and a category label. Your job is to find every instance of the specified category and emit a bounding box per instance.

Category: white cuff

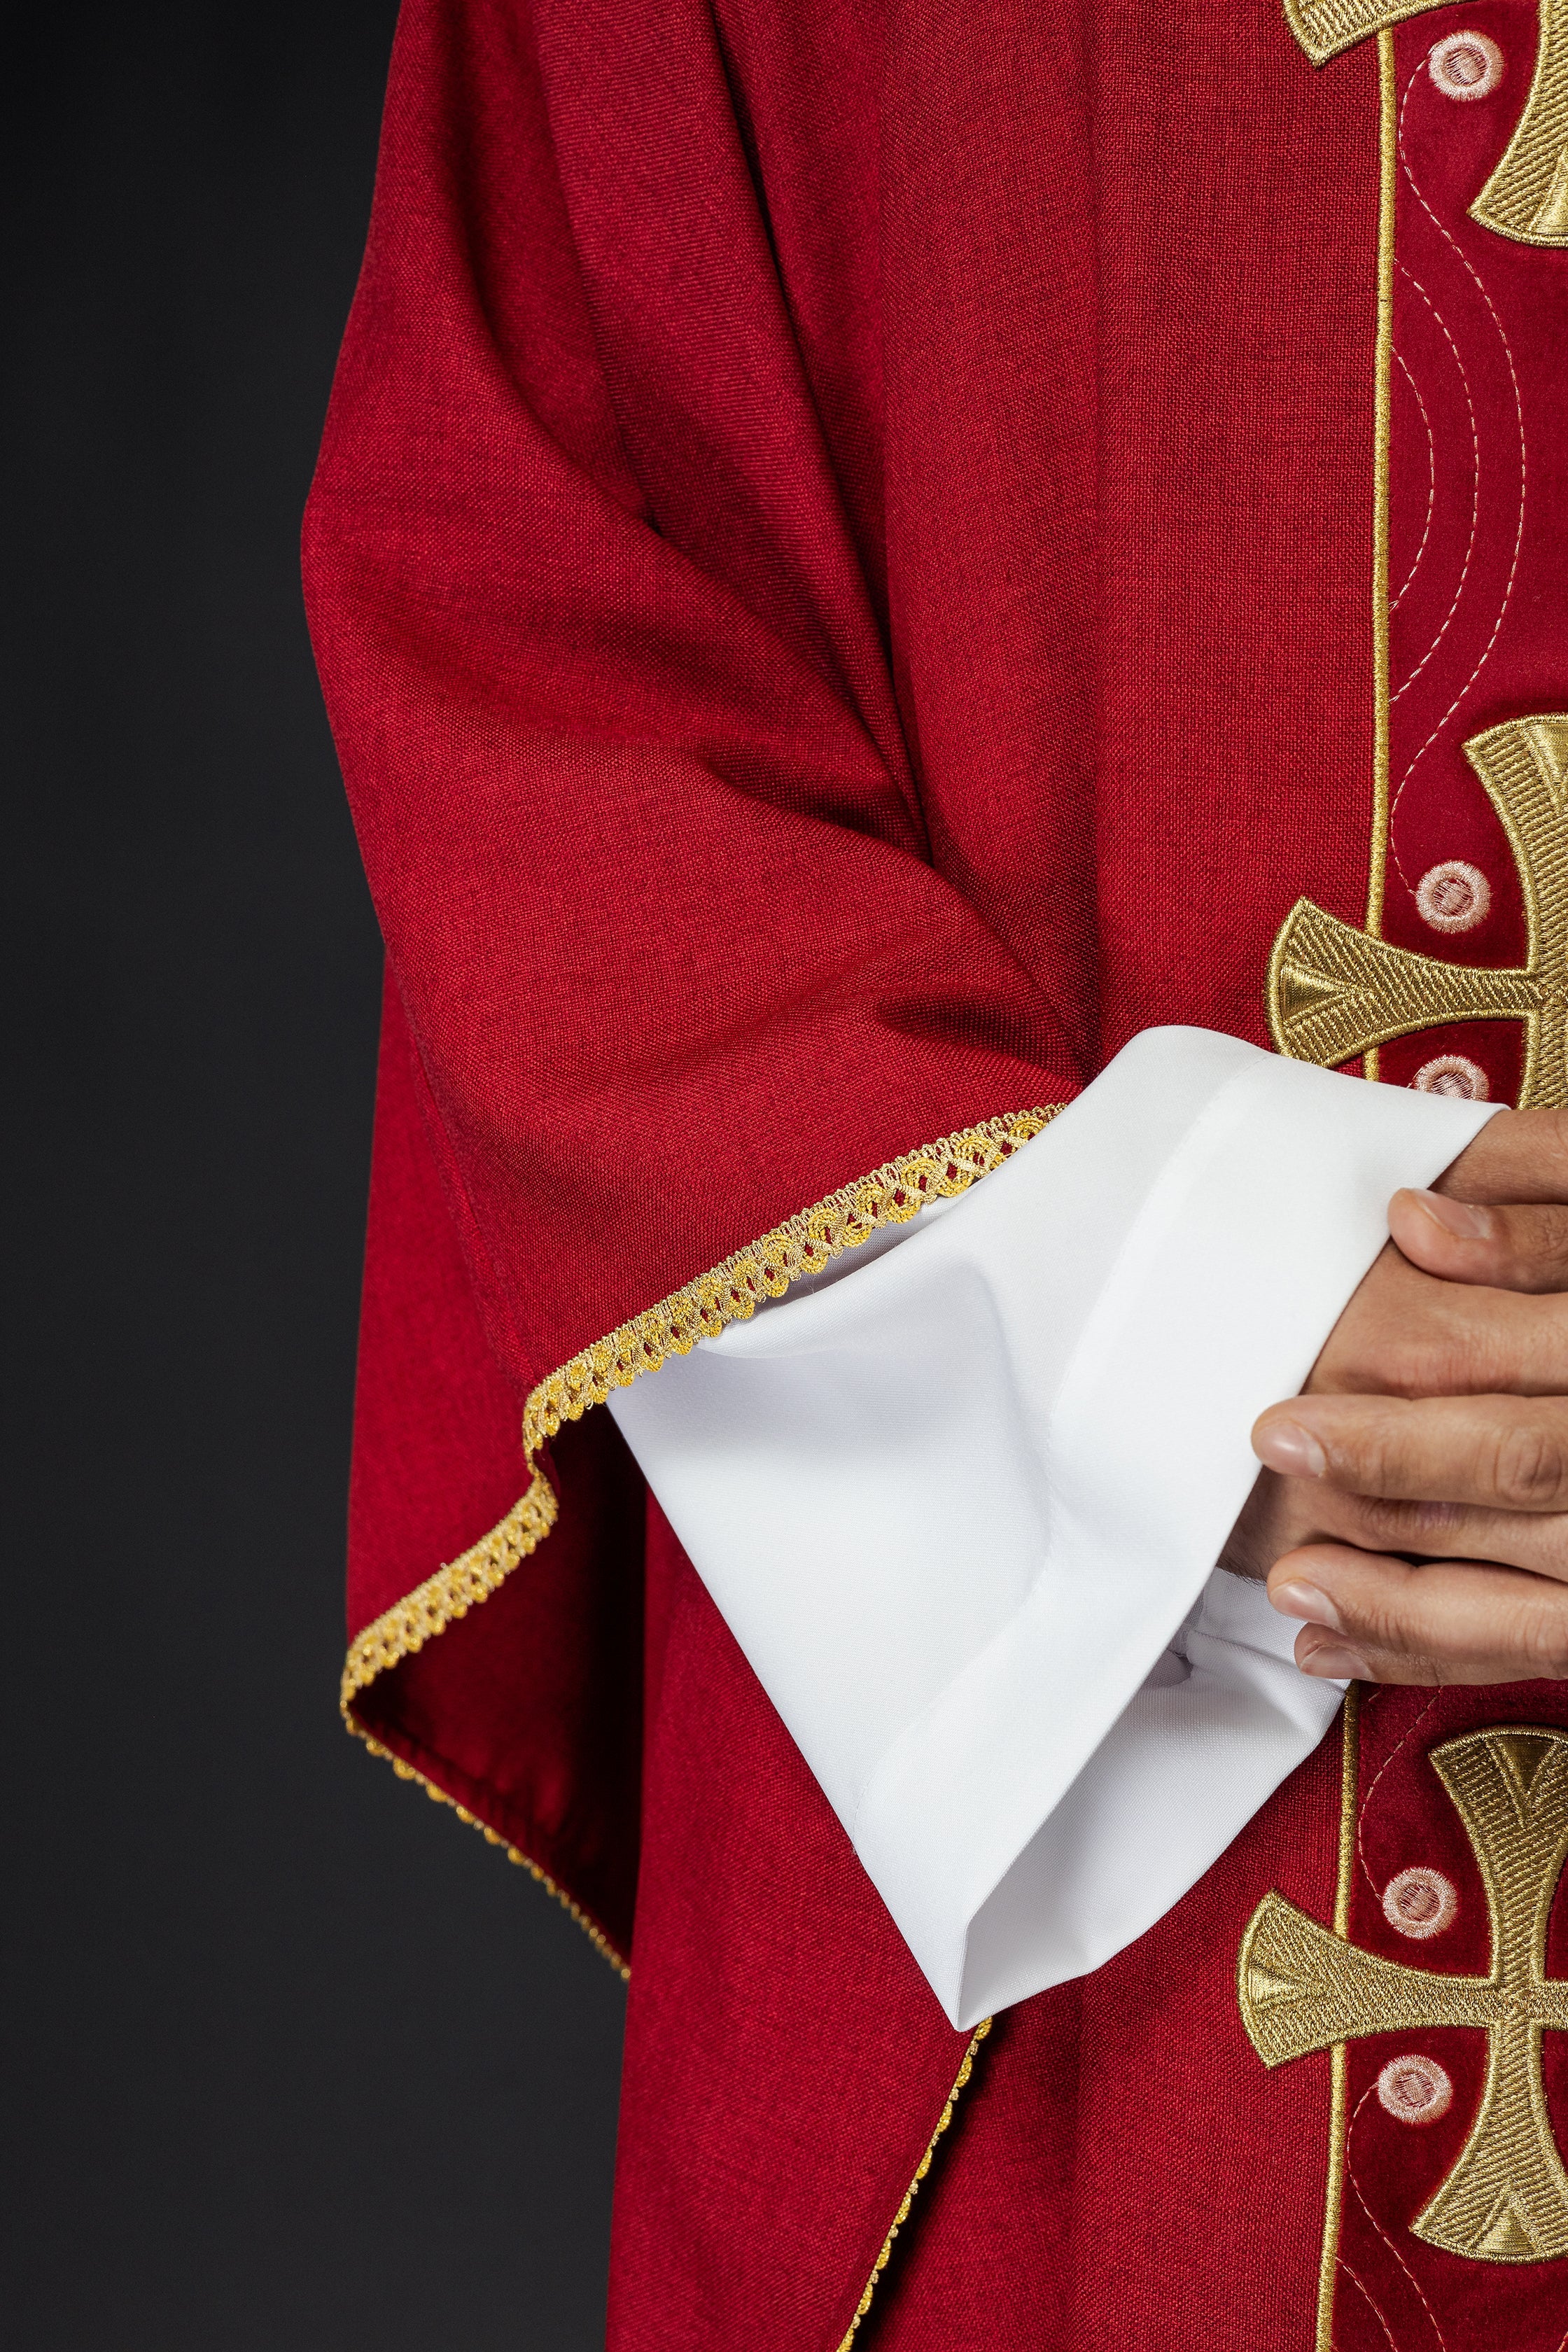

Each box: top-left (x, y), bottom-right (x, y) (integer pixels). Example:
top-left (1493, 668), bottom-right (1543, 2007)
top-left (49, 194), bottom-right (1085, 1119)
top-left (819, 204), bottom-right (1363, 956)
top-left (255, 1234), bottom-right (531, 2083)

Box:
top-left (608, 1028), bottom-right (1497, 2026)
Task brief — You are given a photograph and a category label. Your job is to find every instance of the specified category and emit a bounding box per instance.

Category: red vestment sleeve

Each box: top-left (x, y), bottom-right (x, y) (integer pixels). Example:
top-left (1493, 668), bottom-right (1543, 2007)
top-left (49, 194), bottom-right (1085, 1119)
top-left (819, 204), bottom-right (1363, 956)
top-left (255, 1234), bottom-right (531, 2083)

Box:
top-left (303, 0), bottom-right (1084, 1936)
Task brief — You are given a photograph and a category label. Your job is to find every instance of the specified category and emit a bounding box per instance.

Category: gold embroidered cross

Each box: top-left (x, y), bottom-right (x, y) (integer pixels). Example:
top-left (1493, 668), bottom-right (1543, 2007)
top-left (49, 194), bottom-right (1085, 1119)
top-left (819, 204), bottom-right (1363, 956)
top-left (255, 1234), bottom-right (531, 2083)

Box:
top-left (1284, 1), bottom-right (1568, 246)
top-left (1239, 1726), bottom-right (1568, 2262)
top-left (1269, 716), bottom-right (1568, 1106)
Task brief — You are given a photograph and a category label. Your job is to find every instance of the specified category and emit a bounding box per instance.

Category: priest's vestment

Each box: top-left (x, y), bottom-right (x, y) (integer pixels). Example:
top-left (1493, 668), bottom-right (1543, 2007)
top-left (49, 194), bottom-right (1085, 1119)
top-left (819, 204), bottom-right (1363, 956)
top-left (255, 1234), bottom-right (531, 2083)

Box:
top-left (304, 1), bottom-right (1568, 2342)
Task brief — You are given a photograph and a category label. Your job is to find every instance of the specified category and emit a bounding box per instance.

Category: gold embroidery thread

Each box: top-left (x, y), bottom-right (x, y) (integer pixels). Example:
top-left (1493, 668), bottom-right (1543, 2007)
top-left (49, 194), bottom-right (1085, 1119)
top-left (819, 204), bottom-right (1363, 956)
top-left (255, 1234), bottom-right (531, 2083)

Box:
top-left (835, 2020), bottom-right (992, 2351)
top-left (1472, 0), bottom-right (1568, 247)
top-left (1240, 1724), bottom-right (1568, 2263)
top-left (1286, 0), bottom-right (1568, 250)
top-left (1268, 715), bottom-right (1568, 1103)
top-left (1286, 0), bottom-right (1452, 68)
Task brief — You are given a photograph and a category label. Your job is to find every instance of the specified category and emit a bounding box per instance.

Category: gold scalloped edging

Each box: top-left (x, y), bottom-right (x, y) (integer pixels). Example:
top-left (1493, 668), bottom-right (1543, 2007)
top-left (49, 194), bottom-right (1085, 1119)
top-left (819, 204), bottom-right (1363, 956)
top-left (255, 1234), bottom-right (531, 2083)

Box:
top-left (351, 1721), bottom-right (631, 1979)
top-left (835, 2018), bottom-right (993, 2351)
top-left (337, 1480), bottom-right (629, 1975)
top-left (522, 1107), bottom-right (1061, 1458)
top-left (339, 1105), bottom-right (1059, 1975)
top-left (341, 1480), bottom-right (558, 1703)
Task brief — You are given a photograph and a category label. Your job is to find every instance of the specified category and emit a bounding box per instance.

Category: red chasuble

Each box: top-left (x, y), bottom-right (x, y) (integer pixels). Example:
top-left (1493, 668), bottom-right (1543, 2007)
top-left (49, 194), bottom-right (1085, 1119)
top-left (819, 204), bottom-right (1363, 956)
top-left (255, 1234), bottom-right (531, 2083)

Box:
top-left (304, 1), bottom-right (1568, 2342)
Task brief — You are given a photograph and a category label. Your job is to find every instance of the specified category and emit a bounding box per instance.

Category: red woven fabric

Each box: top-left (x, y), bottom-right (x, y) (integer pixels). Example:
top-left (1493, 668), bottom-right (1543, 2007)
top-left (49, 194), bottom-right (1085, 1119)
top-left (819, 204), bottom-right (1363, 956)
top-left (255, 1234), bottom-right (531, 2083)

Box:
top-left (306, 0), bottom-right (1568, 2341)
top-left (349, 976), bottom-right (645, 1952)
top-left (856, 1752), bottom-right (1344, 2351)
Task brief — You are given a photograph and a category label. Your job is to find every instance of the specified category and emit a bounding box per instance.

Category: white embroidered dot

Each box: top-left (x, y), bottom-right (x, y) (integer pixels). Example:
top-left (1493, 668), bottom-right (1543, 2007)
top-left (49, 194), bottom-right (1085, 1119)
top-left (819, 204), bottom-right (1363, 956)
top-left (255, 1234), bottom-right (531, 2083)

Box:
top-left (1413, 1054), bottom-right (1490, 1102)
top-left (1378, 2054), bottom-right (1454, 2126)
top-left (1382, 1865), bottom-right (1459, 1940)
top-left (1415, 860), bottom-right (1490, 934)
top-left (1429, 31), bottom-right (1505, 101)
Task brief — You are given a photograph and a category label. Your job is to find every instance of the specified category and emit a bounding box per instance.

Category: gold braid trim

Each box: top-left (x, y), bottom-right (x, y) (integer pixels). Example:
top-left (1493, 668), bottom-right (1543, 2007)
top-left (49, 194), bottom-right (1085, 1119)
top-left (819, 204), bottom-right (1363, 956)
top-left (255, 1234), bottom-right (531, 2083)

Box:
top-left (352, 1726), bottom-right (631, 1979)
top-left (337, 1488), bottom-right (632, 1972)
top-left (835, 2019), bottom-right (993, 2351)
top-left (342, 1481), bottom-right (558, 1702)
top-left (340, 1105), bottom-right (1059, 1965)
top-left (522, 1107), bottom-right (1061, 1457)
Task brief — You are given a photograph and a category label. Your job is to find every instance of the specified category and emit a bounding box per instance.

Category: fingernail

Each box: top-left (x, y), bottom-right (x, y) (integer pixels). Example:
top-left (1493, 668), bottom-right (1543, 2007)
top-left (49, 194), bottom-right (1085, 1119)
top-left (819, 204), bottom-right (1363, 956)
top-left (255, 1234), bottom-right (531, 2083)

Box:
top-left (1254, 1420), bottom-right (1327, 1477)
top-left (1270, 1581), bottom-right (1343, 1630)
top-left (1298, 1643), bottom-right (1372, 1681)
top-left (1412, 1189), bottom-right (1492, 1240)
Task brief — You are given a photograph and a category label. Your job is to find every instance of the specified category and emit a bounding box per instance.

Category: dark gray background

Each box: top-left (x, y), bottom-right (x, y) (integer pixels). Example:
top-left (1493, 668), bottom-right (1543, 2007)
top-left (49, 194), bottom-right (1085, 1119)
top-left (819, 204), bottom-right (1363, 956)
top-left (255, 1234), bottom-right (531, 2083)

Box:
top-left (4, 6), bottom-right (626, 2344)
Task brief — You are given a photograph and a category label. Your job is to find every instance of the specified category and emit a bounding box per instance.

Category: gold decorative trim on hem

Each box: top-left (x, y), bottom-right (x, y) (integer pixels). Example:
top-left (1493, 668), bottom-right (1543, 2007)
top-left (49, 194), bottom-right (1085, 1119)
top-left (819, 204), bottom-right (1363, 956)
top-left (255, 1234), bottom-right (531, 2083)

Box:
top-left (835, 2019), bottom-right (992, 2352)
top-left (350, 1718), bottom-right (631, 1980)
top-left (338, 1106), bottom-right (1059, 1955)
top-left (521, 1107), bottom-right (1061, 1462)
top-left (342, 1480), bottom-right (558, 1703)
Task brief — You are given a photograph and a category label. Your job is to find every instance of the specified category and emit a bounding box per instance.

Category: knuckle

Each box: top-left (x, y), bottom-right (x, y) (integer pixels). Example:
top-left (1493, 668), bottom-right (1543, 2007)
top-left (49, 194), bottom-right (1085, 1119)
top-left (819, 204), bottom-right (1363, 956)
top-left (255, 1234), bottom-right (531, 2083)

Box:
top-left (1344, 1589), bottom-right (1416, 1657)
top-left (1488, 1420), bottom-right (1568, 1509)
top-left (1380, 1320), bottom-right (1480, 1401)
top-left (1348, 1494), bottom-right (1434, 1546)
top-left (1517, 1601), bottom-right (1568, 1681)
top-left (1534, 1110), bottom-right (1568, 1184)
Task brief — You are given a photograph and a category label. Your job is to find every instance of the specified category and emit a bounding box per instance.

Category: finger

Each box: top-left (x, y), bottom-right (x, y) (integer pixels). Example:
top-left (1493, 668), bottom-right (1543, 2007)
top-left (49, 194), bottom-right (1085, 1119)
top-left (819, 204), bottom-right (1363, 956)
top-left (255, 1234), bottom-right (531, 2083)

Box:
top-left (1390, 1187), bottom-right (1568, 1293)
top-left (1306, 1253), bottom-right (1568, 1399)
top-left (1434, 1106), bottom-right (1568, 1205)
top-left (1296, 1486), bottom-right (1568, 1583)
top-left (1235, 1455), bottom-right (1568, 1583)
top-left (1254, 1391), bottom-right (1568, 1511)
top-left (1267, 1541), bottom-right (1568, 1686)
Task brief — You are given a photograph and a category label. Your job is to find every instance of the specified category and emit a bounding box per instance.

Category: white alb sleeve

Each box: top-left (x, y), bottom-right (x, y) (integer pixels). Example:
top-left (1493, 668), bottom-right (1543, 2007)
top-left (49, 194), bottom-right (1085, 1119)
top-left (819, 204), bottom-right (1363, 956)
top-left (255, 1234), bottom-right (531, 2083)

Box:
top-left (607, 1027), bottom-right (1498, 2028)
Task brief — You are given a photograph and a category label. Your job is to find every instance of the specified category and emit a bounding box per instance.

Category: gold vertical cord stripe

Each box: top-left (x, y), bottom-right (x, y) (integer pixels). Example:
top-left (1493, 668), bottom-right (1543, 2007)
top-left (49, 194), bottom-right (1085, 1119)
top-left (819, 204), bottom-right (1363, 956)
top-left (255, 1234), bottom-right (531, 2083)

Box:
top-left (1316, 1683), bottom-right (1364, 2351)
top-left (835, 2019), bottom-right (993, 2351)
top-left (1365, 29), bottom-right (1397, 1079)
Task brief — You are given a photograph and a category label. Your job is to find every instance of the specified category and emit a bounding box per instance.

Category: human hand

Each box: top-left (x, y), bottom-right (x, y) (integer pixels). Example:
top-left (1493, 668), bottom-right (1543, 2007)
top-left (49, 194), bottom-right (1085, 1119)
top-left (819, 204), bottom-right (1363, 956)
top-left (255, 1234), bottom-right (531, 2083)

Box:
top-left (1225, 1107), bottom-right (1568, 1684)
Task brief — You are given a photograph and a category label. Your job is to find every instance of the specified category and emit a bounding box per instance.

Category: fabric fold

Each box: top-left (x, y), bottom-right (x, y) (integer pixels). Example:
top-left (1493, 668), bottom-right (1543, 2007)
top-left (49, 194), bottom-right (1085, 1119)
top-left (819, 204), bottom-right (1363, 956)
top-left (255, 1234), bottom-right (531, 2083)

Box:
top-left (608, 1027), bottom-right (1497, 2024)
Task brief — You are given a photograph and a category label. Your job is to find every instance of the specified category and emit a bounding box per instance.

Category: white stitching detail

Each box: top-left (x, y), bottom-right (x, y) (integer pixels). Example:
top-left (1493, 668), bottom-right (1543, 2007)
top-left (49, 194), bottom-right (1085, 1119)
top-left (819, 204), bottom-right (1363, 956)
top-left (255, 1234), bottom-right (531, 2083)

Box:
top-left (1346, 2084), bottom-right (1453, 2350)
top-left (1336, 2255), bottom-right (1403, 2352)
top-left (1428, 30), bottom-right (1505, 104)
top-left (1357, 1689), bottom-right (1439, 1898)
top-left (1390, 347), bottom-right (1437, 613)
top-left (1388, 262), bottom-right (1478, 709)
top-left (1389, 63), bottom-right (1529, 893)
